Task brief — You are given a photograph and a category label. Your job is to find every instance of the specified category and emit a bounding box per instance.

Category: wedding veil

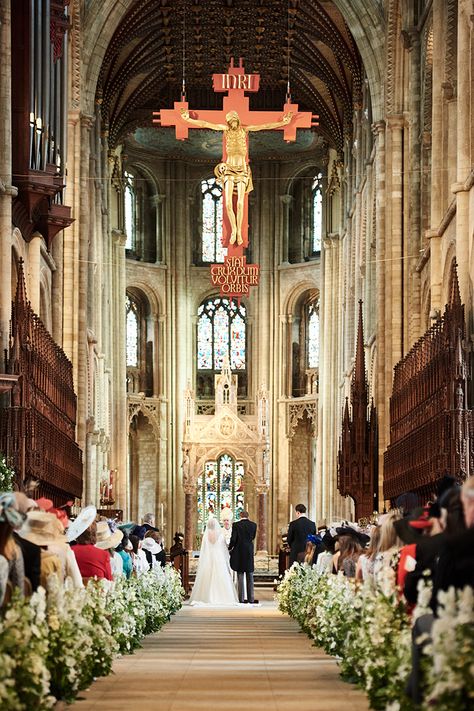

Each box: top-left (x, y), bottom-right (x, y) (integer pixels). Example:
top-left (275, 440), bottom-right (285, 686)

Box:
top-left (189, 514), bottom-right (239, 605)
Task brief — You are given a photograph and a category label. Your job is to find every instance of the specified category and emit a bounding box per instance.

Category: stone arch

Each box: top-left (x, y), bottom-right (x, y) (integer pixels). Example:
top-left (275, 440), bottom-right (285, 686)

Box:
top-left (126, 280), bottom-right (162, 316)
top-left (283, 280), bottom-right (319, 316)
top-left (331, 0), bottom-right (385, 120)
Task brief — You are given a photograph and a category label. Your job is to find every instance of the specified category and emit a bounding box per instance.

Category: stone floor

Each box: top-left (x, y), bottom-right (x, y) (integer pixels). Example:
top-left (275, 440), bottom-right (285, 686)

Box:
top-left (73, 588), bottom-right (370, 711)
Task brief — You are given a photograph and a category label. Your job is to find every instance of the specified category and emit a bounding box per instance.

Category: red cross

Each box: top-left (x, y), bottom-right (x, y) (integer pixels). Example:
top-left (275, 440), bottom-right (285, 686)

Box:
top-left (153, 59), bottom-right (318, 257)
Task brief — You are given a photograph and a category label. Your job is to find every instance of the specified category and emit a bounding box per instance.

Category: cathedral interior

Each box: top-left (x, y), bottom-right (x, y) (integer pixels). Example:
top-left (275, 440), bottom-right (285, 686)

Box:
top-left (1, 0), bottom-right (473, 554)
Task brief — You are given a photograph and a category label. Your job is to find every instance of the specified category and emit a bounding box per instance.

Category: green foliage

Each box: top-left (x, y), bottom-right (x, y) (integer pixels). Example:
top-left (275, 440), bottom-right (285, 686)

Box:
top-left (0, 566), bottom-right (184, 709)
top-left (0, 455), bottom-right (15, 493)
top-left (276, 565), bottom-right (473, 711)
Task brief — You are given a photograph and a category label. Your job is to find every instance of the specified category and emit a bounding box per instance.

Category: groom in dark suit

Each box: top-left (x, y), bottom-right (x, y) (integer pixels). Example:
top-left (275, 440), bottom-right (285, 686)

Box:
top-left (287, 503), bottom-right (316, 565)
top-left (229, 510), bottom-right (257, 603)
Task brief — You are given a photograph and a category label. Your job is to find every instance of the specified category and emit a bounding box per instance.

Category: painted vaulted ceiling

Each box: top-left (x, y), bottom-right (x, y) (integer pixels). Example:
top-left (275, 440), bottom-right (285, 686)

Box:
top-left (97, 0), bottom-right (363, 155)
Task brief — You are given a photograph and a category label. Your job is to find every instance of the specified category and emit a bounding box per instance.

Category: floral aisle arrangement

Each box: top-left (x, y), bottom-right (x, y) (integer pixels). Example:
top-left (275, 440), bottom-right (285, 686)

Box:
top-left (0, 566), bottom-right (184, 710)
top-left (276, 564), bottom-right (473, 711)
top-left (0, 454), bottom-right (15, 492)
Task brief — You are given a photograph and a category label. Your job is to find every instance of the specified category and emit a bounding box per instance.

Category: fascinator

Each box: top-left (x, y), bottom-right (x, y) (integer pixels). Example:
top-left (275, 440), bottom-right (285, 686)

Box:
top-left (306, 534), bottom-right (322, 545)
top-left (0, 493), bottom-right (26, 529)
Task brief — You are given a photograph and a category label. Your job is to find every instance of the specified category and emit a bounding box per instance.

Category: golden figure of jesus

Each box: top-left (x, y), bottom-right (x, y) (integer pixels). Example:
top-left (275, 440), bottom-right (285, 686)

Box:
top-left (180, 109), bottom-right (292, 245)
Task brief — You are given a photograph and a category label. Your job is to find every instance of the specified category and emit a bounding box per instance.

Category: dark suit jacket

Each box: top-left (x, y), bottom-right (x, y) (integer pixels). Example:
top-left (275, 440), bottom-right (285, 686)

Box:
top-left (287, 516), bottom-right (316, 565)
top-left (14, 533), bottom-right (41, 591)
top-left (229, 518), bottom-right (257, 573)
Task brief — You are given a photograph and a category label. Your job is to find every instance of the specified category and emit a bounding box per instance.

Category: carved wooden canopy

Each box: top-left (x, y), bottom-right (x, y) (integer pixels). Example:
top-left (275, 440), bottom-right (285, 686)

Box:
top-left (97, 0), bottom-right (362, 152)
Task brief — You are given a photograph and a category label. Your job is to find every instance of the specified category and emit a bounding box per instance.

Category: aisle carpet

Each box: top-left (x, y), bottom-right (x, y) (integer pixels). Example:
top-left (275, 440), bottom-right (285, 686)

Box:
top-left (73, 588), bottom-right (369, 710)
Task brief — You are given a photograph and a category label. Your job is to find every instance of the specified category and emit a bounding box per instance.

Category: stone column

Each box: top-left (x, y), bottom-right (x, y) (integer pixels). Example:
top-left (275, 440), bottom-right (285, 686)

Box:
top-left (454, 2), bottom-right (472, 314)
top-left (386, 115), bottom-right (405, 362)
top-left (429, 0), bottom-right (445, 311)
top-left (256, 487), bottom-right (268, 554)
top-left (27, 233), bottom-right (42, 315)
top-left (184, 487), bottom-right (196, 551)
top-left (151, 193), bottom-right (165, 263)
top-left (279, 194), bottom-right (292, 263)
top-left (372, 121), bottom-right (386, 508)
top-left (0, 0), bottom-right (15, 356)
top-left (112, 230), bottom-right (128, 512)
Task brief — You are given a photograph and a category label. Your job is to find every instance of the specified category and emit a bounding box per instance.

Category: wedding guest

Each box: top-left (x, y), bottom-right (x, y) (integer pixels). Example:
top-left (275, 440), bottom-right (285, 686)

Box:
top-left (68, 506), bottom-right (112, 581)
top-left (95, 520), bottom-right (124, 580)
top-left (143, 530), bottom-right (166, 567)
top-left (129, 534), bottom-right (149, 575)
top-left (116, 535), bottom-right (133, 578)
top-left (373, 512), bottom-right (403, 584)
top-left (315, 530), bottom-right (336, 574)
top-left (13, 492), bottom-right (41, 591)
top-left (356, 525), bottom-right (381, 582)
top-left (0, 493), bottom-right (25, 599)
top-left (404, 487), bottom-right (465, 606)
top-left (287, 504), bottom-right (316, 565)
top-left (432, 475), bottom-right (474, 600)
top-left (17, 511), bottom-right (64, 587)
top-left (334, 531), bottom-right (363, 577)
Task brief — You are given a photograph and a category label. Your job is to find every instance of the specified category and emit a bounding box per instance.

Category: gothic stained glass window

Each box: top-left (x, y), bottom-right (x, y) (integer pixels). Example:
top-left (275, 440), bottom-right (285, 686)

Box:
top-left (126, 296), bottom-right (139, 366)
top-left (307, 300), bottom-right (320, 368)
top-left (312, 172), bottom-right (323, 252)
top-left (124, 171), bottom-right (136, 250)
top-left (201, 178), bottom-right (225, 263)
top-left (197, 297), bottom-right (246, 372)
top-left (197, 454), bottom-right (245, 534)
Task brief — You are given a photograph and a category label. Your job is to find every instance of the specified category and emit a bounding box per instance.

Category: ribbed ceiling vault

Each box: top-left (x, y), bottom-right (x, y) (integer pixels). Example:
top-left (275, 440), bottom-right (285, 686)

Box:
top-left (98, 0), bottom-right (363, 153)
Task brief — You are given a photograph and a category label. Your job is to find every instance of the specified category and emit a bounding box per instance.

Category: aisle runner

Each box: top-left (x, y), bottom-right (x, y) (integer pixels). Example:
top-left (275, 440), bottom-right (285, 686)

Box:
top-left (73, 597), bottom-right (369, 711)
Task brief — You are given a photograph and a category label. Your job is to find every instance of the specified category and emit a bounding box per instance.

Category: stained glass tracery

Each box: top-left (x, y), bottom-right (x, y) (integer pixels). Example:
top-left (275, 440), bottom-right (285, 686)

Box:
top-left (197, 454), bottom-right (245, 533)
top-left (201, 178), bottom-right (225, 263)
top-left (312, 172), bottom-right (323, 252)
top-left (197, 297), bottom-right (246, 372)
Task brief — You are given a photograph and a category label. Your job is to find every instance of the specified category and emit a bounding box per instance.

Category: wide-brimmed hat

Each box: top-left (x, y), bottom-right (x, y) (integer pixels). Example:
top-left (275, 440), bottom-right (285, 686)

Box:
top-left (18, 511), bottom-right (66, 546)
top-left (66, 505), bottom-right (97, 542)
top-left (95, 520), bottom-right (123, 550)
top-left (336, 526), bottom-right (370, 546)
top-left (141, 537), bottom-right (161, 555)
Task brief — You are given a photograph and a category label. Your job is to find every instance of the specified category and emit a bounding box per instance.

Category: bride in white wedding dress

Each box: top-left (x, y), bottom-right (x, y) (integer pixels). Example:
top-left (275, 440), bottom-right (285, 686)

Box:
top-left (189, 516), bottom-right (239, 606)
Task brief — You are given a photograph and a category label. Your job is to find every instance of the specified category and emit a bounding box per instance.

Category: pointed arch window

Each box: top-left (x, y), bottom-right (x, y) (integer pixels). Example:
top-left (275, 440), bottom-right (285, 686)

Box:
top-left (201, 178), bottom-right (225, 263)
top-left (197, 454), bottom-right (245, 535)
top-left (197, 297), bottom-right (247, 398)
top-left (307, 300), bottom-right (320, 369)
top-left (126, 296), bottom-right (139, 367)
top-left (312, 172), bottom-right (323, 252)
top-left (124, 171), bottom-right (136, 250)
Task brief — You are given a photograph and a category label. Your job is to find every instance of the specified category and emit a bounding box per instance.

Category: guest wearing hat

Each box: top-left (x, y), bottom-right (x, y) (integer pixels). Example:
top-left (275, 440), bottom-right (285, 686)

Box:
top-left (143, 530), bottom-right (166, 568)
top-left (69, 506), bottom-right (112, 582)
top-left (17, 511), bottom-right (64, 587)
top-left (13, 492), bottom-right (41, 592)
top-left (315, 530), bottom-right (336, 574)
top-left (0, 493), bottom-right (25, 602)
top-left (95, 520), bottom-right (124, 580)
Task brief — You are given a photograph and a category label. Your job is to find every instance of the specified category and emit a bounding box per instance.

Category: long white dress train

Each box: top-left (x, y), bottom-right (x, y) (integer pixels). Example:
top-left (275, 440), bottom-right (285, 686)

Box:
top-left (189, 517), bottom-right (239, 606)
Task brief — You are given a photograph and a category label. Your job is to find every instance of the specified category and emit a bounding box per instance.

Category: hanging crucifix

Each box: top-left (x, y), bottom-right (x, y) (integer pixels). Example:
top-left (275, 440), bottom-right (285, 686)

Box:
top-left (153, 59), bottom-right (318, 296)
